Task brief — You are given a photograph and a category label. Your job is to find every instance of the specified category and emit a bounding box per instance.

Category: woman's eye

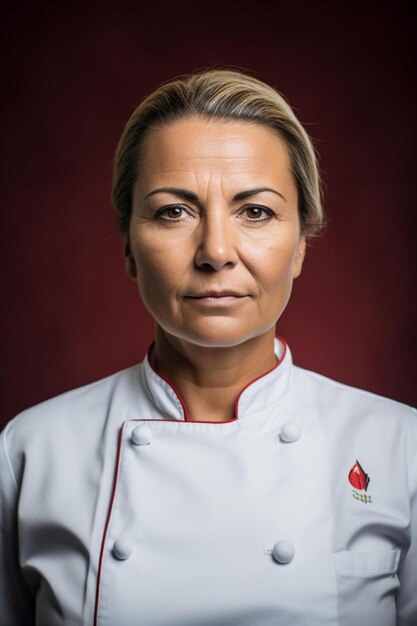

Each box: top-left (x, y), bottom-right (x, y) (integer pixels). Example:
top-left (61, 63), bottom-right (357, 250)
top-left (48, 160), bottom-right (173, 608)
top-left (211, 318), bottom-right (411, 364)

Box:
top-left (156, 204), bottom-right (273, 223)
top-left (243, 205), bottom-right (273, 221)
top-left (156, 205), bottom-right (188, 221)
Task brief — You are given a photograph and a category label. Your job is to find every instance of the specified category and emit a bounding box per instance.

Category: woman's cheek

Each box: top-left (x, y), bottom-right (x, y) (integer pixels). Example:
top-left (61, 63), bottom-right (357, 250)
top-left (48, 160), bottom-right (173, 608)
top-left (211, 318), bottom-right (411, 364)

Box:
top-left (137, 257), bottom-right (180, 309)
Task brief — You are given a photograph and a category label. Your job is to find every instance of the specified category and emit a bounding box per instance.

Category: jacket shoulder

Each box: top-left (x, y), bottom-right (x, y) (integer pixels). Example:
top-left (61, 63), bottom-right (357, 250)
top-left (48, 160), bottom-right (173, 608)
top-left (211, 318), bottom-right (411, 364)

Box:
top-left (294, 364), bottom-right (417, 424)
top-left (1, 363), bottom-right (142, 447)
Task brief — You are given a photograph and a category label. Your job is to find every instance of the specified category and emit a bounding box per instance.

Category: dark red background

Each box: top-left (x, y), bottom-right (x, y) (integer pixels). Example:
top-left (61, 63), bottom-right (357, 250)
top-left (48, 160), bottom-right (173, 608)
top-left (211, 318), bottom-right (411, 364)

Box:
top-left (1, 2), bottom-right (416, 428)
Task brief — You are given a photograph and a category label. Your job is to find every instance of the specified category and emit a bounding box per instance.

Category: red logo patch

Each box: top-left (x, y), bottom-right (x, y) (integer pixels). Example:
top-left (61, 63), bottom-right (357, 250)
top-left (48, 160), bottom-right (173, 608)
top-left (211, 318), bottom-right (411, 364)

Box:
top-left (348, 460), bottom-right (370, 492)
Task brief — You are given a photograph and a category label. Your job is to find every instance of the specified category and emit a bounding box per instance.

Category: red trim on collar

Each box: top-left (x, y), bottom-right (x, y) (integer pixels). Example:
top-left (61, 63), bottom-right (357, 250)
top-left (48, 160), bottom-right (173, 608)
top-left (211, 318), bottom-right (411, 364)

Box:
top-left (146, 335), bottom-right (286, 423)
top-left (147, 342), bottom-right (192, 421)
top-left (234, 335), bottom-right (286, 419)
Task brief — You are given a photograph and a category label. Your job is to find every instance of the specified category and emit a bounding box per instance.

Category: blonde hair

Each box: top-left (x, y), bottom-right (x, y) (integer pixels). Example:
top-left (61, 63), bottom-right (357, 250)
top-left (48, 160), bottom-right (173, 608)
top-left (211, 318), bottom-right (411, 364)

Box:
top-left (113, 68), bottom-right (324, 237)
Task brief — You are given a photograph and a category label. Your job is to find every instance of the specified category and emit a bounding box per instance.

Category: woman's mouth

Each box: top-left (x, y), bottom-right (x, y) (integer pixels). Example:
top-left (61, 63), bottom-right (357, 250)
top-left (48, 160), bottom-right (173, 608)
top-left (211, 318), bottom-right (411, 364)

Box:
top-left (185, 294), bottom-right (248, 305)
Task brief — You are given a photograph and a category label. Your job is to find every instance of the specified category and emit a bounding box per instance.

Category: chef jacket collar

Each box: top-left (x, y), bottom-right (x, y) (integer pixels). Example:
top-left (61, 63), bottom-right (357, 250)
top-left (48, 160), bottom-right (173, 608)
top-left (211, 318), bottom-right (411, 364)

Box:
top-left (141, 336), bottom-right (294, 423)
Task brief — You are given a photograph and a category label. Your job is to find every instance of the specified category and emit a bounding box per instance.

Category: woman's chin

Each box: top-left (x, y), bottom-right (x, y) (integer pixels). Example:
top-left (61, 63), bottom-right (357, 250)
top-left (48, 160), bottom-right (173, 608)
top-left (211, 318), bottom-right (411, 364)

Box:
top-left (158, 320), bottom-right (273, 349)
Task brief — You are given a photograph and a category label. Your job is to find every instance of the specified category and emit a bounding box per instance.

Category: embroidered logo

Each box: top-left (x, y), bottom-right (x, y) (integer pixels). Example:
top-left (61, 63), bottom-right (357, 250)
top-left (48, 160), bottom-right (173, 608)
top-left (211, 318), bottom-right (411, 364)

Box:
top-left (349, 460), bottom-right (373, 503)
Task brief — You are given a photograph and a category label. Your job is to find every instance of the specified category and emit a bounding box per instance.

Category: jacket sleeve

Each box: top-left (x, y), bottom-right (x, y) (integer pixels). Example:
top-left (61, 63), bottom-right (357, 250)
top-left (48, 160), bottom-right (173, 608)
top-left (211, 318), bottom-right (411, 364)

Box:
top-left (0, 420), bottom-right (36, 626)
top-left (396, 422), bottom-right (417, 625)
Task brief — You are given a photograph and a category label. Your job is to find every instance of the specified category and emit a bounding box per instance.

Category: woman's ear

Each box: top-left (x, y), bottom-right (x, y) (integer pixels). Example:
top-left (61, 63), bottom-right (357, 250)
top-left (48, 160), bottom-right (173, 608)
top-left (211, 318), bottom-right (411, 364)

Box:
top-left (124, 236), bottom-right (137, 281)
top-left (292, 236), bottom-right (306, 279)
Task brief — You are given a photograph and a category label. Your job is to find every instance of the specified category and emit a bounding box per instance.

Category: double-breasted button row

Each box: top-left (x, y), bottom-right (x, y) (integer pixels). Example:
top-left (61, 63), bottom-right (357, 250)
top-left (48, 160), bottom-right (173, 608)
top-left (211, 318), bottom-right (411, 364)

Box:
top-left (131, 421), bottom-right (301, 445)
top-left (126, 422), bottom-right (298, 566)
top-left (112, 536), bottom-right (295, 564)
top-left (274, 423), bottom-right (299, 564)
top-left (112, 536), bottom-right (296, 564)
top-left (118, 425), bottom-right (150, 561)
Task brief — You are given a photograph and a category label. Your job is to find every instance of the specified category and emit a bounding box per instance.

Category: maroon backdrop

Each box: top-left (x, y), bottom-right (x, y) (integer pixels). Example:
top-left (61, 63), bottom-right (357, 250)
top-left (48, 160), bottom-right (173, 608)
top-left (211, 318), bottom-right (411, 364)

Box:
top-left (1, 3), bottom-right (416, 427)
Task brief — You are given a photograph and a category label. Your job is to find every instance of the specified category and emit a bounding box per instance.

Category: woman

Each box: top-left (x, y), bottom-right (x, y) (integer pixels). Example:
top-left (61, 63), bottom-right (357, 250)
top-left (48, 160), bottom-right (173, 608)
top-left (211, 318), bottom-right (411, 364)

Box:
top-left (1, 69), bottom-right (416, 626)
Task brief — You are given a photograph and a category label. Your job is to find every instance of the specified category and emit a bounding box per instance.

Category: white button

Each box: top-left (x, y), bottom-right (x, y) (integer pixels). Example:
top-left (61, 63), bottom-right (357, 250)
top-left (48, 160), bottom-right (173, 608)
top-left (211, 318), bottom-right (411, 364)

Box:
top-left (112, 537), bottom-right (133, 560)
top-left (131, 425), bottom-right (152, 445)
top-left (272, 540), bottom-right (295, 564)
top-left (279, 421), bottom-right (301, 443)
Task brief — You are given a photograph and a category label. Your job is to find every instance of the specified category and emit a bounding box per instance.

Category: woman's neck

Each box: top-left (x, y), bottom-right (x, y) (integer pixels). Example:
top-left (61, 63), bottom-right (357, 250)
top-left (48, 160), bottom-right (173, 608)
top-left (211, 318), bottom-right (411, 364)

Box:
top-left (151, 326), bottom-right (278, 422)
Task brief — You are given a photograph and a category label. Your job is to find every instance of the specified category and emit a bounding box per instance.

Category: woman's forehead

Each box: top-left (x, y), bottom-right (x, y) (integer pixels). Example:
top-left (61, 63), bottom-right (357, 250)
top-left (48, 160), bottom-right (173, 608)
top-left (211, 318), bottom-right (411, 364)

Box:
top-left (136, 117), bottom-right (294, 193)
top-left (141, 117), bottom-right (290, 162)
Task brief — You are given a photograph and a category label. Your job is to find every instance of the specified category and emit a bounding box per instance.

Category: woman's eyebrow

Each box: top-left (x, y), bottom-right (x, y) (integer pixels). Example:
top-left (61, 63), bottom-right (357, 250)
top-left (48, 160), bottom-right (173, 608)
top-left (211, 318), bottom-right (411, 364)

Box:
top-left (144, 186), bottom-right (287, 203)
top-left (145, 187), bottom-right (197, 201)
top-left (234, 187), bottom-right (287, 202)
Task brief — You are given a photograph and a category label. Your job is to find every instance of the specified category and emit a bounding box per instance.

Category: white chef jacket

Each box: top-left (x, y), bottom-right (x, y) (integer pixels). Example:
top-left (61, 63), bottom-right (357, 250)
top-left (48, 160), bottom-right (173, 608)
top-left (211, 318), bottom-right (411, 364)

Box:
top-left (1, 336), bottom-right (416, 626)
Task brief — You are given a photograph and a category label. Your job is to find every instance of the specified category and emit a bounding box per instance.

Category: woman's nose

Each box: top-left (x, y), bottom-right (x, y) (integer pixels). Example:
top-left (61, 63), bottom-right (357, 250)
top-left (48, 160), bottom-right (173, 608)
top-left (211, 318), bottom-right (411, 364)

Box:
top-left (194, 212), bottom-right (238, 271)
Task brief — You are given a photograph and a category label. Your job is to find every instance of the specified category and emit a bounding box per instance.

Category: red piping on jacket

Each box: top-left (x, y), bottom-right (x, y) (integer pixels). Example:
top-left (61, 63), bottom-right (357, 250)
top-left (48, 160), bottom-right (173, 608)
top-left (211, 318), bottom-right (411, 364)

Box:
top-left (147, 341), bottom-right (192, 421)
top-left (94, 334), bottom-right (287, 622)
top-left (147, 334), bottom-right (287, 423)
top-left (233, 335), bottom-right (287, 419)
top-left (94, 425), bottom-right (125, 626)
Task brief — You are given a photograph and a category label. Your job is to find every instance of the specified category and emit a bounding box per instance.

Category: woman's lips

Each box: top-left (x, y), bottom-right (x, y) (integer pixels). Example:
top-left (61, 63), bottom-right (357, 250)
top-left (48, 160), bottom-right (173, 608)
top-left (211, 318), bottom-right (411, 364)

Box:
top-left (187, 291), bottom-right (246, 297)
top-left (185, 295), bottom-right (248, 305)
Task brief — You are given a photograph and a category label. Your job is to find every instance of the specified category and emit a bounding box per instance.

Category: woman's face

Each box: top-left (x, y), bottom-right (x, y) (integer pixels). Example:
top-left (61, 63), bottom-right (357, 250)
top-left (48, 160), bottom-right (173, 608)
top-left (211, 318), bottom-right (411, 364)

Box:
top-left (127, 116), bottom-right (306, 348)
